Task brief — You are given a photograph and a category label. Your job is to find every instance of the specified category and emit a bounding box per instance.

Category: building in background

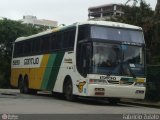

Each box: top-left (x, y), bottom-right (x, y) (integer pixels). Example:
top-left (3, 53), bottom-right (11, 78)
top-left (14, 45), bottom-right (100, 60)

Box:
top-left (20, 15), bottom-right (58, 28)
top-left (88, 4), bottom-right (124, 20)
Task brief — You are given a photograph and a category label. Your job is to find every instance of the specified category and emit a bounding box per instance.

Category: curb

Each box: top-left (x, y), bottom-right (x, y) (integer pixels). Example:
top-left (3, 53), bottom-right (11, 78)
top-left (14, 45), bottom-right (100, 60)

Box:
top-left (120, 100), bottom-right (160, 109)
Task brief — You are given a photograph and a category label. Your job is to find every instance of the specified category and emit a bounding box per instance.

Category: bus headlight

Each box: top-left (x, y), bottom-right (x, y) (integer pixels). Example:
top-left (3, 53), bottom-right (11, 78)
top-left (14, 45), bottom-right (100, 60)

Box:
top-left (134, 79), bottom-right (146, 87)
top-left (134, 82), bottom-right (146, 87)
top-left (89, 79), bottom-right (107, 84)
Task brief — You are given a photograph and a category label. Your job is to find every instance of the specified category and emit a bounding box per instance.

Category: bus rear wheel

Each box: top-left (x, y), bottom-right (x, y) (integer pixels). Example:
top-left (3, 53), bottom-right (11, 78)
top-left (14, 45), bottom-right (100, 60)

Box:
top-left (18, 77), bottom-right (24, 94)
top-left (18, 76), bottom-right (29, 94)
top-left (18, 75), bottom-right (30, 94)
top-left (23, 76), bottom-right (29, 94)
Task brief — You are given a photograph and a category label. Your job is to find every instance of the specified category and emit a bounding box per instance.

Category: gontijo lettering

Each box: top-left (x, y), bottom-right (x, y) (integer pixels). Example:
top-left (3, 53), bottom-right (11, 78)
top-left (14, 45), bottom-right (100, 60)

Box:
top-left (24, 57), bottom-right (39, 65)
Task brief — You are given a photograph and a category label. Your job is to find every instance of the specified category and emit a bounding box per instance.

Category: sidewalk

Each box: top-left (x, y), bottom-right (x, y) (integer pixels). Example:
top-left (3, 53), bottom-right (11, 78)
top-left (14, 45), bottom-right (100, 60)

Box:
top-left (121, 98), bottom-right (160, 108)
top-left (0, 89), bottom-right (18, 95)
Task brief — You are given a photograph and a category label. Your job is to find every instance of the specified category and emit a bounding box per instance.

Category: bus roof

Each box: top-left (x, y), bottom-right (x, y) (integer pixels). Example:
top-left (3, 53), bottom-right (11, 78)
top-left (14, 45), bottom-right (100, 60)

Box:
top-left (15, 25), bottom-right (76, 42)
top-left (78, 21), bottom-right (142, 30)
top-left (15, 21), bottom-right (142, 42)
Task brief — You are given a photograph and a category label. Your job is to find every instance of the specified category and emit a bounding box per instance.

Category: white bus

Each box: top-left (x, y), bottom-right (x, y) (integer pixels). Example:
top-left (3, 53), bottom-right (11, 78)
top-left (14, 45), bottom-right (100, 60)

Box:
top-left (11, 21), bottom-right (146, 103)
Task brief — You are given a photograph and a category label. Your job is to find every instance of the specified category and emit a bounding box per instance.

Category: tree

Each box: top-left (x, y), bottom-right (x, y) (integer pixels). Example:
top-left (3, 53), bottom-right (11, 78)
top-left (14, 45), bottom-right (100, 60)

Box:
top-left (0, 19), bottom-right (44, 88)
top-left (110, 0), bottom-right (155, 63)
top-left (148, 0), bottom-right (160, 64)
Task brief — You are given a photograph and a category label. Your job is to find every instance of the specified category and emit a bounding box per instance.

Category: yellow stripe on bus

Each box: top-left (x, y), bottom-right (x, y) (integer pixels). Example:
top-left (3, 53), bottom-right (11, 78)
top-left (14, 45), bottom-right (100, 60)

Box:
top-left (10, 54), bottom-right (50, 90)
top-left (31, 54), bottom-right (49, 89)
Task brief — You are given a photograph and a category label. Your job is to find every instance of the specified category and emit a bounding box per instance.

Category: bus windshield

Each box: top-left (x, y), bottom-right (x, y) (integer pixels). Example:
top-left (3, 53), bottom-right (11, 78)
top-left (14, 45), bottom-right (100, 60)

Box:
top-left (90, 42), bottom-right (145, 77)
top-left (91, 42), bottom-right (121, 75)
top-left (91, 26), bottom-right (144, 44)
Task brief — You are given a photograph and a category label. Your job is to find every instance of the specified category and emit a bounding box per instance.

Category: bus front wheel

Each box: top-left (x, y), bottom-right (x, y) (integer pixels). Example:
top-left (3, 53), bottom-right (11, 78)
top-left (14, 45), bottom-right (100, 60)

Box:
top-left (64, 80), bottom-right (75, 101)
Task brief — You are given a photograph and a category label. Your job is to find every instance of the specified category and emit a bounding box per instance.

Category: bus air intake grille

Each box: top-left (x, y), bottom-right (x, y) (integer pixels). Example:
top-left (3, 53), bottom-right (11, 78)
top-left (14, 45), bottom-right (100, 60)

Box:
top-left (120, 81), bottom-right (134, 85)
top-left (107, 80), bottom-right (119, 84)
top-left (120, 78), bottom-right (135, 85)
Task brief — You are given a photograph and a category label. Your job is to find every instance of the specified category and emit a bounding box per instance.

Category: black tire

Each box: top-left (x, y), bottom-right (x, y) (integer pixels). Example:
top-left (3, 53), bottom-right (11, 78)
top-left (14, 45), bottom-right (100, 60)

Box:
top-left (18, 75), bottom-right (37, 94)
top-left (18, 76), bottom-right (24, 94)
top-left (64, 80), bottom-right (75, 101)
top-left (23, 76), bottom-right (29, 94)
top-left (108, 98), bottom-right (120, 105)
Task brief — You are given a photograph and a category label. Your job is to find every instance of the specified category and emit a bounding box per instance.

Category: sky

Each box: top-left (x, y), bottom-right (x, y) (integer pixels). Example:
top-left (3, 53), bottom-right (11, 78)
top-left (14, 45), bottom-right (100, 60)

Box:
top-left (0, 0), bottom-right (157, 25)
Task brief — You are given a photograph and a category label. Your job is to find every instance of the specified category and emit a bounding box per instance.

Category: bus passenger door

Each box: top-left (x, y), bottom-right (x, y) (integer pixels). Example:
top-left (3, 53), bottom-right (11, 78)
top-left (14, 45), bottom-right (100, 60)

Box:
top-left (79, 43), bottom-right (91, 77)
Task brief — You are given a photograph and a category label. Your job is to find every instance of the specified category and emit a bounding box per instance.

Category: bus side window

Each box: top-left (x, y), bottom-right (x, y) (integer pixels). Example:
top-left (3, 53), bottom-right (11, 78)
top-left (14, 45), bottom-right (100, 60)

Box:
top-left (64, 31), bottom-right (69, 49)
top-left (39, 38), bottom-right (44, 53)
top-left (63, 29), bottom-right (76, 50)
top-left (55, 33), bottom-right (59, 50)
top-left (57, 32), bottom-right (63, 50)
top-left (78, 25), bottom-right (89, 42)
top-left (68, 29), bottom-right (76, 48)
top-left (51, 34), bottom-right (56, 51)
top-left (13, 43), bottom-right (18, 58)
top-left (32, 38), bottom-right (36, 54)
top-left (41, 35), bottom-right (51, 53)
top-left (23, 40), bottom-right (31, 56)
top-left (18, 42), bottom-right (23, 57)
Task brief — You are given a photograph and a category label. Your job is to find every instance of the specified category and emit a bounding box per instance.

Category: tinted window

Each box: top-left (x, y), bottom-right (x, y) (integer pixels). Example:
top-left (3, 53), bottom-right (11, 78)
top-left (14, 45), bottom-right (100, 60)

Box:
top-left (14, 42), bottom-right (23, 57)
top-left (64, 29), bottom-right (76, 49)
top-left (56, 32), bottom-right (63, 50)
top-left (68, 29), bottom-right (76, 48)
top-left (40, 35), bottom-right (51, 52)
top-left (50, 34), bottom-right (56, 51)
top-left (91, 26), bottom-right (144, 44)
top-left (13, 27), bottom-right (76, 58)
top-left (32, 38), bottom-right (38, 54)
top-left (23, 40), bottom-right (31, 56)
top-left (78, 25), bottom-right (90, 41)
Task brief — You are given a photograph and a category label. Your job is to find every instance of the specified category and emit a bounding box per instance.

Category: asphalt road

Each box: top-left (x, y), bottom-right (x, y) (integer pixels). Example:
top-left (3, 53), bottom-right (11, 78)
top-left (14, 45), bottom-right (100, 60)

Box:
top-left (0, 89), bottom-right (160, 120)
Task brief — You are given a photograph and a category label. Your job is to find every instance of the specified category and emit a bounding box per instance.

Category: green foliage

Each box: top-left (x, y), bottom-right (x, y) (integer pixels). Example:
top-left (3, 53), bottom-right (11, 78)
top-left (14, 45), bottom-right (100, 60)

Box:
top-left (120, 1), bottom-right (153, 29)
top-left (151, 56), bottom-right (160, 64)
top-left (115, 1), bottom-right (153, 25)
top-left (146, 65), bottom-right (160, 101)
top-left (0, 19), bottom-right (44, 88)
top-left (151, 23), bottom-right (160, 64)
top-left (111, 0), bottom-right (160, 65)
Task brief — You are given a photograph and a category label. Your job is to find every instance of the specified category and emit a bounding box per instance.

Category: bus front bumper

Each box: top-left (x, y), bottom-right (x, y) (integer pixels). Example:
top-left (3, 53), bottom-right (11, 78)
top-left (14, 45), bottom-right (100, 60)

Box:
top-left (87, 84), bottom-right (146, 99)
